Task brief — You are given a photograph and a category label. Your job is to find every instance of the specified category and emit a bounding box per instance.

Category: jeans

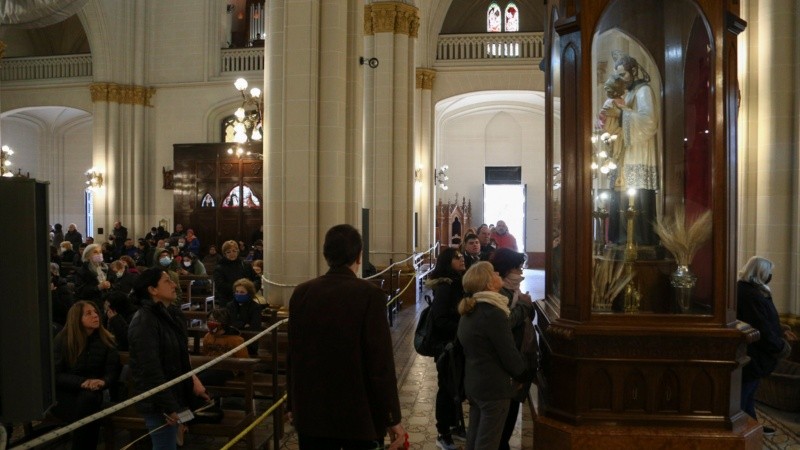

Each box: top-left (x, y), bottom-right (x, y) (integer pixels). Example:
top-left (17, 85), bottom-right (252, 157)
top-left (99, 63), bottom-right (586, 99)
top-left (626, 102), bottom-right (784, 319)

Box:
top-left (741, 379), bottom-right (760, 419)
top-left (498, 399), bottom-right (521, 450)
top-left (143, 413), bottom-right (178, 450)
top-left (466, 398), bottom-right (509, 450)
top-left (297, 433), bottom-right (383, 450)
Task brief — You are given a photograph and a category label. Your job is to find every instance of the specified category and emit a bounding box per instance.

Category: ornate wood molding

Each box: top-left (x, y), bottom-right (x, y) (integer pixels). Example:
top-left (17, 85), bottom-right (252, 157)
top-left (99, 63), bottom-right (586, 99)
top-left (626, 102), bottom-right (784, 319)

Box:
top-left (90, 83), bottom-right (156, 106)
top-left (364, 2), bottom-right (419, 37)
top-left (416, 68), bottom-right (436, 90)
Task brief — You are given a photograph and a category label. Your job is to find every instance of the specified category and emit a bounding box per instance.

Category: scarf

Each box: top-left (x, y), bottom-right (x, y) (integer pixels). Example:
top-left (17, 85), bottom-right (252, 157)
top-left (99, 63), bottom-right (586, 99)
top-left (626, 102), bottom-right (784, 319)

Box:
top-left (473, 291), bottom-right (511, 317)
top-left (503, 272), bottom-right (524, 307)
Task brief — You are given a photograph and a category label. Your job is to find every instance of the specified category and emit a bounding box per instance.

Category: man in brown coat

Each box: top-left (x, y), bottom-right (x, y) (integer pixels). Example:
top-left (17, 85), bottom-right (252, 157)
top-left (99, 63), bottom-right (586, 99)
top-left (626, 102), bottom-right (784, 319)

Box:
top-left (287, 224), bottom-right (405, 449)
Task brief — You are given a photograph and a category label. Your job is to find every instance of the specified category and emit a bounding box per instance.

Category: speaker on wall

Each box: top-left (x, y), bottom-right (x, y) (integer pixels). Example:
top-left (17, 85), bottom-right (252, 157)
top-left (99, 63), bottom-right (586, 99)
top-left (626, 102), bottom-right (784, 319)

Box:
top-left (0, 178), bottom-right (54, 422)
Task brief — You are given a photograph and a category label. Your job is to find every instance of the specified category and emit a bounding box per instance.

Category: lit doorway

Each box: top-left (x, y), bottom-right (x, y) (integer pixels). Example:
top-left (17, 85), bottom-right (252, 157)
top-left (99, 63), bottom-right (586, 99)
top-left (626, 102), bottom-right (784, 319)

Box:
top-left (484, 184), bottom-right (526, 252)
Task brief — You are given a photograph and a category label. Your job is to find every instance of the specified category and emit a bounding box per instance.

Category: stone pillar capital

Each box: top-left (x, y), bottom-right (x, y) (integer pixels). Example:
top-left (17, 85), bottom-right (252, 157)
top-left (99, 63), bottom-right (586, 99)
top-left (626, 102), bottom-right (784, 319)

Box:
top-left (364, 2), bottom-right (420, 37)
top-left (416, 68), bottom-right (436, 90)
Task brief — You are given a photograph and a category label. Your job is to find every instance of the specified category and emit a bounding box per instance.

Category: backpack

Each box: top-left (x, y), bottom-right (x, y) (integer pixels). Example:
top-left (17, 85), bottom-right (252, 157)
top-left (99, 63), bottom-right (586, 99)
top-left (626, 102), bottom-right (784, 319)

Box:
top-left (414, 295), bottom-right (443, 357)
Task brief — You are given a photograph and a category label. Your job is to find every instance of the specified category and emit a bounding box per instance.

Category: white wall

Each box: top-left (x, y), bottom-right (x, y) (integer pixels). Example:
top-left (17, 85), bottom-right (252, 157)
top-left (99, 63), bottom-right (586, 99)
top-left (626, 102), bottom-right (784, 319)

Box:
top-left (435, 91), bottom-right (546, 252)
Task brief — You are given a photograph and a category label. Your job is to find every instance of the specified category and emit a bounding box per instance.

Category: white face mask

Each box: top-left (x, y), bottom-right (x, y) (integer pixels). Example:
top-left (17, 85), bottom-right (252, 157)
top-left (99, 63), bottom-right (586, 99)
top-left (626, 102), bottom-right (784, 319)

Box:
top-left (183, 261), bottom-right (192, 268)
top-left (91, 254), bottom-right (104, 264)
top-left (116, 270), bottom-right (125, 278)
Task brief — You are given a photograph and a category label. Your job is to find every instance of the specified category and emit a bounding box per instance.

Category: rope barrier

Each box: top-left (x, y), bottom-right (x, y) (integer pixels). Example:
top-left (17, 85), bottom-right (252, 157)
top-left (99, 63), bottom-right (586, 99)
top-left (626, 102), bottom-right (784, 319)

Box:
top-left (386, 274), bottom-right (417, 307)
top-left (219, 394), bottom-right (287, 450)
top-left (260, 242), bottom-right (438, 287)
top-left (10, 318), bottom-right (289, 450)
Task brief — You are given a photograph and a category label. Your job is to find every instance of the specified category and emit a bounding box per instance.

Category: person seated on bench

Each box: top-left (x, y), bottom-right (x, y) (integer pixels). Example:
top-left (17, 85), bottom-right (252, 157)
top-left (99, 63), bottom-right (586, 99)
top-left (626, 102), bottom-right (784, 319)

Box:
top-left (198, 308), bottom-right (250, 386)
top-left (227, 278), bottom-right (263, 356)
top-left (52, 300), bottom-right (121, 450)
top-left (129, 268), bottom-right (210, 450)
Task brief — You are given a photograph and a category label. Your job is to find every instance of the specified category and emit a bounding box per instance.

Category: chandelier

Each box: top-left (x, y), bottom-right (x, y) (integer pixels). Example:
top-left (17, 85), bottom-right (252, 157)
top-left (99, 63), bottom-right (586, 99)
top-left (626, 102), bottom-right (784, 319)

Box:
top-left (232, 77), bottom-right (264, 143)
top-left (1, 145), bottom-right (15, 177)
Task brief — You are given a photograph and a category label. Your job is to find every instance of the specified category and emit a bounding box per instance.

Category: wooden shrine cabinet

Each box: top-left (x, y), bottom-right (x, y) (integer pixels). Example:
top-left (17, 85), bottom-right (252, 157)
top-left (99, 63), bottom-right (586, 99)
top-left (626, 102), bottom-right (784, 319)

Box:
top-left (173, 142), bottom-right (263, 254)
top-left (536, 1), bottom-right (759, 448)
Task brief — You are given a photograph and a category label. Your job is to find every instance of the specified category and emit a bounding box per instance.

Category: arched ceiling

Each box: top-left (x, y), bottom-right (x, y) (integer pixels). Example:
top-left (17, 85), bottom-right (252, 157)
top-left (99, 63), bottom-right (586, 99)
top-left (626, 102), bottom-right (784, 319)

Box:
top-left (440, 0), bottom-right (546, 34)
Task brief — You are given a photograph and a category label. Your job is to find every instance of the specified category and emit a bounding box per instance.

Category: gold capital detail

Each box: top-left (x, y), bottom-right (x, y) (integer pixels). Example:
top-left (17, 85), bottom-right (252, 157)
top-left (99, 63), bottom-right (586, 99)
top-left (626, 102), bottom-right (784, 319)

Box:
top-left (416, 68), bottom-right (436, 90)
top-left (364, 2), bottom-right (419, 37)
top-left (90, 83), bottom-right (156, 106)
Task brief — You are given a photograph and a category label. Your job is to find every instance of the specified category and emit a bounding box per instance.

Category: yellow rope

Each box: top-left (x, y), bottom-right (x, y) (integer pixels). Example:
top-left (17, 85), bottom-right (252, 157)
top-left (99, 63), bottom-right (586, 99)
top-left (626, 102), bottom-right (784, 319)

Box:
top-left (386, 273), bottom-right (417, 307)
top-left (219, 394), bottom-right (287, 450)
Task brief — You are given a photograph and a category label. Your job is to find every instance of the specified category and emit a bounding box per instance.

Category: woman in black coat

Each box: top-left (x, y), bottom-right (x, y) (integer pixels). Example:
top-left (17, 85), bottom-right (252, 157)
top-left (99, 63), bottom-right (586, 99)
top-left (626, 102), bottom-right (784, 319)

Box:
top-left (74, 244), bottom-right (112, 309)
top-left (129, 267), bottom-right (210, 449)
top-left (213, 239), bottom-right (258, 307)
top-left (227, 278), bottom-right (263, 355)
top-left (737, 256), bottom-right (794, 435)
top-left (423, 247), bottom-right (466, 448)
top-left (52, 301), bottom-right (120, 450)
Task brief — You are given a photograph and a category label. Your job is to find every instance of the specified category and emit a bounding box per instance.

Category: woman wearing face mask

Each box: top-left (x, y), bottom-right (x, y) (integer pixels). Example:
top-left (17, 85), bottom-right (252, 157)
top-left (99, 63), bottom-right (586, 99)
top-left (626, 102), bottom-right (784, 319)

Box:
top-left (110, 260), bottom-right (138, 296)
top-left (489, 248), bottom-right (537, 450)
top-left (178, 252), bottom-right (207, 276)
top-left (213, 240), bottom-right (258, 307)
top-left (198, 308), bottom-right (249, 386)
top-left (184, 229), bottom-right (201, 255)
top-left (226, 278), bottom-right (263, 355)
top-left (456, 262), bottom-right (533, 450)
top-left (75, 243), bottom-right (112, 310)
top-left (737, 256), bottom-right (796, 436)
top-left (156, 249), bottom-right (183, 302)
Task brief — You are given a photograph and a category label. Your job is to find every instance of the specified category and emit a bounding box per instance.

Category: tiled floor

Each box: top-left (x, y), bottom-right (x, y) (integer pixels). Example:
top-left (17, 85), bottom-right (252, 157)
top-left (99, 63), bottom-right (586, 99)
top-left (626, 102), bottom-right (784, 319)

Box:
top-left (11, 269), bottom-right (799, 449)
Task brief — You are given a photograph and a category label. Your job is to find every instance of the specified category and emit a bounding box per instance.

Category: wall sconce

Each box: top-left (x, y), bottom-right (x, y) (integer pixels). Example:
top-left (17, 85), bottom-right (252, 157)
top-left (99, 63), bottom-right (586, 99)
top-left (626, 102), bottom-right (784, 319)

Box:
top-left (227, 146), bottom-right (264, 160)
top-left (85, 168), bottom-right (104, 191)
top-left (414, 166), bottom-right (423, 184)
top-left (435, 165), bottom-right (449, 190)
top-left (1, 145), bottom-right (15, 177)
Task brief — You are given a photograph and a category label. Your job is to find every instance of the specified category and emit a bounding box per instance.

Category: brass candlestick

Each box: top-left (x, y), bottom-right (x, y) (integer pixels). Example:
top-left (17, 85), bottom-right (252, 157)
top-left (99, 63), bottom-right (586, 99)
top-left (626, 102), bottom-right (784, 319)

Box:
top-left (623, 190), bottom-right (640, 312)
top-left (592, 208), bottom-right (609, 255)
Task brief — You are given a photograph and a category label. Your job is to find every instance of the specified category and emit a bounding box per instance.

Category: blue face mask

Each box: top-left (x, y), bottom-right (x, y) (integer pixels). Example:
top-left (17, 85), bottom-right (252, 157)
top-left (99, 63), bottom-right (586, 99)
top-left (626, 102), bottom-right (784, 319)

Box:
top-left (234, 293), bottom-right (250, 303)
top-left (159, 256), bottom-right (172, 266)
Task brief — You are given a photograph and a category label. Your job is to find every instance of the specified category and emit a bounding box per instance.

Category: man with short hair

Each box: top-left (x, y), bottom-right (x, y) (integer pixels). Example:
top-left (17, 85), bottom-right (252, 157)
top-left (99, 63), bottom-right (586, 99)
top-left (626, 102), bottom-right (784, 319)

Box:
top-left (462, 233), bottom-right (481, 269)
top-left (287, 224), bottom-right (406, 449)
top-left (476, 224), bottom-right (495, 260)
top-left (491, 220), bottom-right (518, 251)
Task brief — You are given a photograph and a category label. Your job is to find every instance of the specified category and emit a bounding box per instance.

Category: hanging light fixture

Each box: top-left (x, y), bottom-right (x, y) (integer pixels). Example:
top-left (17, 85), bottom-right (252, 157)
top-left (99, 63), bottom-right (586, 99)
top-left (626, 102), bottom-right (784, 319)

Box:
top-left (1, 145), bottom-right (15, 177)
top-left (232, 77), bottom-right (264, 143)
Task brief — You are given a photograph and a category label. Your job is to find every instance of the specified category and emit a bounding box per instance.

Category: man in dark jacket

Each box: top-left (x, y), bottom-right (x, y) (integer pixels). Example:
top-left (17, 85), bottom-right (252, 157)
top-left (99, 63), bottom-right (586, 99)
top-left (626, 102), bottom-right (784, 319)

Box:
top-left (287, 224), bottom-right (405, 449)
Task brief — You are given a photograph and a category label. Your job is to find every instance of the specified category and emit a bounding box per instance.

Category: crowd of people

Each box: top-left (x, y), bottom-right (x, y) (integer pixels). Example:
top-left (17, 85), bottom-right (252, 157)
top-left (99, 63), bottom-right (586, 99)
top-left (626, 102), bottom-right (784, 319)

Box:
top-left (425, 222), bottom-right (537, 450)
top-left (43, 221), bottom-right (266, 449)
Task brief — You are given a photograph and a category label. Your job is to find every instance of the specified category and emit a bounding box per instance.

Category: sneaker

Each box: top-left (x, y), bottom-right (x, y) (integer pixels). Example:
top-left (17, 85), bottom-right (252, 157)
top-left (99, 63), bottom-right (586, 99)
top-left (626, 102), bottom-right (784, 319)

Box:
top-left (762, 426), bottom-right (776, 437)
top-left (436, 434), bottom-right (458, 450)
top-left (450, 425), bottom-right (467, 442)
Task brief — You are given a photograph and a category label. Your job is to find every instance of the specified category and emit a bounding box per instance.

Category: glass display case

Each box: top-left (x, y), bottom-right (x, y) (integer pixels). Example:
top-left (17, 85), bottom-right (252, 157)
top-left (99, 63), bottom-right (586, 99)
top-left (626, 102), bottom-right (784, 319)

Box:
top-left (537, 1), bottom-right (757, 448)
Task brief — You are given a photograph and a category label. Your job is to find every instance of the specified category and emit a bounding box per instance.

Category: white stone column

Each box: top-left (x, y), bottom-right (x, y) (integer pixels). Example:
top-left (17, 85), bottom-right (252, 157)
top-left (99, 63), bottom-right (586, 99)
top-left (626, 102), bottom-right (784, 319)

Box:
top-left (363, 1), bottom-right (420, 265)
top-left (415, 68), bottom-right (436, 251)
top-left (89, 83), bottom-right (154, 241)
top-left (264, 0), bottom-right (362, 306)
top-left (739, 0), bottom-right (799, 316)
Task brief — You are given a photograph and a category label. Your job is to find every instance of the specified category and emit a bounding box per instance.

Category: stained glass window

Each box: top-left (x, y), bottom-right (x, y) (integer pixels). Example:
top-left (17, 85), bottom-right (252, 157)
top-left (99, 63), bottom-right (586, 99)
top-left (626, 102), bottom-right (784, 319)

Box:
top-left (487, 3), bottom-right (502, 32)
top-left (201, 192), bottom-right (216, 208)
top-left (222, 184), bottom-right (261, 208)
top-left (505, 3), bottom-right (519, 32)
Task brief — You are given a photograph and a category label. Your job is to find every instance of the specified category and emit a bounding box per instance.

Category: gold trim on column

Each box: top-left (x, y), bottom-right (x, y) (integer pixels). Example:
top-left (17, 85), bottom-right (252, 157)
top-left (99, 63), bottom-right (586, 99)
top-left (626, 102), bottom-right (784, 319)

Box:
top-left (90, 83), bottom-right (156, 106)
top-left (364, 2), bottom-right (420, 37)
top-left (416, 68), bottom-right (436, 90)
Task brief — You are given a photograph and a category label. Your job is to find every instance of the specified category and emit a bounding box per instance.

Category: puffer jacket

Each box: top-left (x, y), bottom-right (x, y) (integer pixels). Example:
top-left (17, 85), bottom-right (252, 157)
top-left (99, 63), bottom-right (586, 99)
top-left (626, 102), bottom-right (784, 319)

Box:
top-left (127, 297), bottom-right (193, 414)
top-left (425, 277), bottom-right (464, 352)
top-left (213, 257), bottom-right (257, 306)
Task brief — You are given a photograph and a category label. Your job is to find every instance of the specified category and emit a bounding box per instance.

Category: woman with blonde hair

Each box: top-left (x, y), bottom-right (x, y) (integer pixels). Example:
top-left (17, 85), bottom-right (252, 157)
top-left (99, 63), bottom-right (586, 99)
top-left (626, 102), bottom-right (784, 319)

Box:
top-left (457, 262), bottom-right (532, 449)
top-left (228, 278), bottom-right (263, 355)
top-left (213, 240), bottom-right (257, 307)
top-left (75, 243), bottom-right (111, 309)
top-left (52, 300), bottom-right (120, 450)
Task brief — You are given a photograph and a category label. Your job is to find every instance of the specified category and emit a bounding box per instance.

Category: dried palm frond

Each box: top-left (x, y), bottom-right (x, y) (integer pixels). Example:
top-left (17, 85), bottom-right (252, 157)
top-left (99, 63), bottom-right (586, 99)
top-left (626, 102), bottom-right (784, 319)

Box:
top-left (653, 206), bottom-right (712, 266)
top-left (592, 253), bottom-right (634, 311)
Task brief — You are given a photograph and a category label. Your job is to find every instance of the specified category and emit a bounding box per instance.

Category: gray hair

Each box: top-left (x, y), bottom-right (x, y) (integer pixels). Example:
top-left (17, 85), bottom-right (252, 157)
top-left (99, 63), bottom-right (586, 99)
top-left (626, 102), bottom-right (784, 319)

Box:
top-left (82, 243), bottom-right (102, 261)
top-left (738, 256), bottom-right (773, 293)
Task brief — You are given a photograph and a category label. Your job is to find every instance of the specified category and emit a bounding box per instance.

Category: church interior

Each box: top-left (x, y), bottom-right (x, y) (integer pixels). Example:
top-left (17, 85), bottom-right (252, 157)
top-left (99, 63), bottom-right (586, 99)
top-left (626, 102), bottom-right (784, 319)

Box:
top-left (1, 0), bottom-right (799, 449)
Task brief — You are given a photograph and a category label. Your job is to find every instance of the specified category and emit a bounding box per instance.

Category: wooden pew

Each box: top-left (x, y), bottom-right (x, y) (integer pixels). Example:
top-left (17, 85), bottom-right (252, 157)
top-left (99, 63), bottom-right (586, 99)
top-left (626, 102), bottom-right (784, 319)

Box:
top-left (106, 353), bottom-right (264, 450)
